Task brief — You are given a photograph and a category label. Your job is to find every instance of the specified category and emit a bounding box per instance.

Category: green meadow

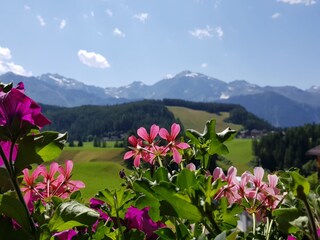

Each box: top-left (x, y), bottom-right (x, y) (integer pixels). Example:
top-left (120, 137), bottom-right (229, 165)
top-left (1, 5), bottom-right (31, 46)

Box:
top-left (59, 106), bottom-right (253, 199)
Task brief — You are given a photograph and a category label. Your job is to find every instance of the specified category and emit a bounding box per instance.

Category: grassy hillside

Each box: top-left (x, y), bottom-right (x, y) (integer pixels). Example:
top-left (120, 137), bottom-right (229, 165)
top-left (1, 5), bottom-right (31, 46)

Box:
top-left (55, 144), bottom-right (126, 200)
top-left (167, 106), bottom-right (243, 132)
top-left (224, 139), bottom-right (254, 174)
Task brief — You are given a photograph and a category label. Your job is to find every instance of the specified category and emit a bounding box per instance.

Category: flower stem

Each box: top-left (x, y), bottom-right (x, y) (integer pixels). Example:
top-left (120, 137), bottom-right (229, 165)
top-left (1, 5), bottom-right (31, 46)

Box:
top-left (0, 145), bottom-right (37, 236)
top-left (252, 212), bottom-right (256, 237)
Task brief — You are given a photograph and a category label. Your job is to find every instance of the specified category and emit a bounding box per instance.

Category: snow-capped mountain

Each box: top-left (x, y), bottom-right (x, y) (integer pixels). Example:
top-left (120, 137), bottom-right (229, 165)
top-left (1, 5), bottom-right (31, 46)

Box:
top-left (1, 70), bottom-right (320, 127)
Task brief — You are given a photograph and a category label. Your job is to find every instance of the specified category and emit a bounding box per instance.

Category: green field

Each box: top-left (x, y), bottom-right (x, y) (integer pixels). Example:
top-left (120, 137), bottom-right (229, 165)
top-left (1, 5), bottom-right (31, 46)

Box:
top-left (56, 104), bottom-right (253, 200)
top-left (167, 106), bottom-right (243, 132)
top-left (55, 145), bottom-right (127, 200)
top-left (223, 139), bottom-right (254, 174)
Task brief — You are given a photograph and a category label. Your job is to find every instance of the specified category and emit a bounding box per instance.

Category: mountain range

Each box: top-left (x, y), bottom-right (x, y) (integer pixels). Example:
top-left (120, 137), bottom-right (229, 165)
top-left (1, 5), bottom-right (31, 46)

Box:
top-left (1, 70), bottom-right (320, 128)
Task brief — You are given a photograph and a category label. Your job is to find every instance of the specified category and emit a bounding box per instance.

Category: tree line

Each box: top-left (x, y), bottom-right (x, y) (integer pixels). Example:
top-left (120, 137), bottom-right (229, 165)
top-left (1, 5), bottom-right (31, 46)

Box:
top-left (253, 123), bottom-right (320, 173)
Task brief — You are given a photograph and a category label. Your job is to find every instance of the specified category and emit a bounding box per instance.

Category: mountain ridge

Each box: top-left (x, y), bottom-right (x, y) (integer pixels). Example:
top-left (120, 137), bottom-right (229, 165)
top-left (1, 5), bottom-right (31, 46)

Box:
top-left (1, 70), bottom-right (319, 127)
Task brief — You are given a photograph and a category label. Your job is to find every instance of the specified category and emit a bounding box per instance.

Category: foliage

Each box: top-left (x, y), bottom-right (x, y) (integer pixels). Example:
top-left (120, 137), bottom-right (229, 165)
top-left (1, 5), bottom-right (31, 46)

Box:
top-left (253, 123), bottom-right (320, 172)
top-left (0, 81), bottom-right (319, 240)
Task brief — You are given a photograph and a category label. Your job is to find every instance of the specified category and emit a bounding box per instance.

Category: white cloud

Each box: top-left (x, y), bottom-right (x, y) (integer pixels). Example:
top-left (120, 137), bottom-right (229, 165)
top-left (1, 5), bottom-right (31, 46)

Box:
top-left (105, 9), bottom-right (113, 17)
top-left (24, 5), bottom-right (31, 11)
top-left (271, 12), bottom-right (281, 19)
top-left (113, 28), bottom-right (125, 37)
top-left (37, 15), bottom-right (46, 26)
top-left (0, 47), bottom-right (12, 60)
top-left (201, 63), bottom-right (208, 68)
top-left (0, 46), bottom-right (31, 76)
top-left (134, 13), bottom-right (148, 23)
top-left (78, 50), bottom-right (110, 68)
top-left (190, 25), bottom-right (213, 39)
top-left (60, 19), bottom-right (66, 29)
top-left (91, 11), bottom-right (95, 17)
top-left (278, 0), bottom-right (316, 5)
top-left (215, 26), bottom-right (224, 40)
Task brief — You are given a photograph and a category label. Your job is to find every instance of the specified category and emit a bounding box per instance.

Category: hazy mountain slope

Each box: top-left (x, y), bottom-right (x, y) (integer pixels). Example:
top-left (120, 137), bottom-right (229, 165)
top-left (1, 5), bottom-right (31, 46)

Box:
top-left (221, 92), bottom-right (320, 127)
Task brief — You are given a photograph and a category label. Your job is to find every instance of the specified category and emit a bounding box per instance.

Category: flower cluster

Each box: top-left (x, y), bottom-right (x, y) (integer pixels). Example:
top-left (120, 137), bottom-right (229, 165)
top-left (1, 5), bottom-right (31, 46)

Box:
top-left (213, 166), bottom-right (284, 219)
top-left (124, 123), bottom-right (190, 167)
top-left (21, 160), bottom-right (85, 212)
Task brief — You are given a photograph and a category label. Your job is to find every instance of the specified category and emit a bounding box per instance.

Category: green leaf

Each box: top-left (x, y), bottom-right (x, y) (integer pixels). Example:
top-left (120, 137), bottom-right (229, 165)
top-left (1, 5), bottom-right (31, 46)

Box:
top-left (48, 200), bottom-right (99, 232)
top-left (289, 171), bottom-right (310, 197)
top-left (214, 198), bottom-right (242, 230)
top-left (155, 228), bottom-right (176, 240)
top-left (154, 167), bottom-right (169, 182)
top-left (272, 208), bottom-right (304, 234)
top-left (0, 168), bottom-right (13, 192)
top-left (176, 169), bottom-right (197, 191)
top-left (0, 215), bottom-right (30, 240)
top-left (97, 188), bottom-right (134, 219)
top-left (133, 179), bottom-right (161, 221)
top-left (15, 131), bottom-right (67, 173)
top-left (154, 182), bottom-right (202, 222)
top-left (0, 194), bottom-right (31, 233)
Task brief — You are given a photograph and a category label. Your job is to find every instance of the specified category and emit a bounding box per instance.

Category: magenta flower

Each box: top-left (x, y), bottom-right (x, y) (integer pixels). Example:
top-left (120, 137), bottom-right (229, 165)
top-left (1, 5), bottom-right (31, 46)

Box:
top-left (0, 140), bottom-right (18, 167)
top-left (53, 229), bottom-right (77, 240)
top-left (0, 82), bottom-right (50, 136)
top-left (125, 206), bottom-right (165, 239)
top-left (137, 124), bottom-right (159, 144)
top-left (159, 123), bottom-right (190, 164)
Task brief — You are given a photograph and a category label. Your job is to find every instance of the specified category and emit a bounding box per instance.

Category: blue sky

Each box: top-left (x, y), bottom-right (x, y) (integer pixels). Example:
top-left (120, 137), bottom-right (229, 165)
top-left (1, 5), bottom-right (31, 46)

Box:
top-left (0, 0), bottom-right (319, 89)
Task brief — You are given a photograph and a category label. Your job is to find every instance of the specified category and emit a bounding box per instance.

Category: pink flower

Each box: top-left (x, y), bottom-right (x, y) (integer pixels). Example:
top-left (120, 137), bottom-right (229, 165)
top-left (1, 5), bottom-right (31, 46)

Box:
top-left (0, 141), bottom-right (18, 167)
top-left (125, 206), bottom-right (165, 239)
top-left (56, 160), bottom-right (85, 198)
top-left (212, 167), bottom-right (241, 205)
top-left (21, 167), bottom-right (42, 212)
top-left (186, 163), bottom-right (196, 171)
top-left (159, 123), bottom-right (189, 164)
top-left (0, 82), bottom-right (50, 136)
top-left (137, 124), bottom-right (159, 144)
top-left (124, 136), bottom-right (146, 167)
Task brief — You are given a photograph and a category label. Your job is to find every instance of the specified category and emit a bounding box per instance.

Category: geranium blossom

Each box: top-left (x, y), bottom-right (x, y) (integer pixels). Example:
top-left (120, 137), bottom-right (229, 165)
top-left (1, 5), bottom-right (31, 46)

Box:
top-left (21, 161), bottom-right (85, 211)
top-left (124, 135), bottom-right (146, 167)
top-left (137, 124), bottom-right (159, 144)
top-left (159, 123), bottom-right (190, 163)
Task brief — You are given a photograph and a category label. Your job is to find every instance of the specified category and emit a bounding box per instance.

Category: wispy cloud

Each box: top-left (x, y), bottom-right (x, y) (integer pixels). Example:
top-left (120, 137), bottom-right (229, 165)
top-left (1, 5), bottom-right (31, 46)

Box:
top-left (0, 46), bottom-right (32, 76)
top-left (78, 50), bottom-right (110, 68)
top-left (278, 0), bottom-right (316, 5)
top-left (60, 19), bottom-right (67, 29)
top-left (215, 26), bottom-right (224, 40)
top-left (113, 28), bottom-right (125, 38)
top-left (134, 13), bottom-right (148, 23)
top-left (190, 25), bottom-right (213, 39)
top-left (105, 9), bottom-right (113, 17)
top-left (0, 46), bottom-right (12, 60)
top-left (91, 11), bottom-right (95, 17)
top-left (37, 15), bottom-right (46, 26)
top-left (24, 5), bottom-right (31, 11)
top-left (201, 63), bottom-right (208, 68)
top-left (271, 12), bottom-right (281, 19)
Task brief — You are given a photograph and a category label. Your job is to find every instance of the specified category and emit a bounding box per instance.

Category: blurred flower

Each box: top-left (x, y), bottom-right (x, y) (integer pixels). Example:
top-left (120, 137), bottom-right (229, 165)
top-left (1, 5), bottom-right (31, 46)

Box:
top-left (125, 206), bottom-right (165, 239)
top-left (0, 82), bottom-right (50, 138)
